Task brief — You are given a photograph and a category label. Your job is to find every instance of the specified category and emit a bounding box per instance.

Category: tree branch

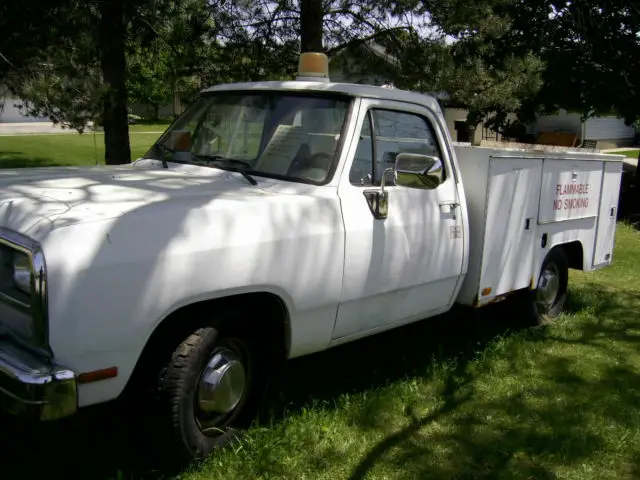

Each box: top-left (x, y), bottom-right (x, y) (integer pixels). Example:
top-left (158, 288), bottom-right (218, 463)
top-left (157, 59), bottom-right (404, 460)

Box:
top-left (326, 27), bottom-right (412, 56)
top-left (134, 15), bottom-right (184, 60)
top-left (327, 8), bottom-right (386, 33)
top-left (0, 51), bottom-right (18, 69)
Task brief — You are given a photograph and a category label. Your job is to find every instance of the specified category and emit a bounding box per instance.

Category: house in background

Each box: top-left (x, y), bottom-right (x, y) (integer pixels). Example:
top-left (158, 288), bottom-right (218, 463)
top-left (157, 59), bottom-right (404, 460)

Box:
top-left (0, 88), bottom-right (48, 123)
top-left (527, 109), bottom-right (638, 149)
top-left (329, 43), bottom-right (639, 149)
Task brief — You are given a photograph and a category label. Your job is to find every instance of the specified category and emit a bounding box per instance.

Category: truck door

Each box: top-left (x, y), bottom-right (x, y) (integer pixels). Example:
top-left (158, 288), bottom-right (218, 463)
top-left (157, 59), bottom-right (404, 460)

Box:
top-left (333, 99), bottom-right (465, 340)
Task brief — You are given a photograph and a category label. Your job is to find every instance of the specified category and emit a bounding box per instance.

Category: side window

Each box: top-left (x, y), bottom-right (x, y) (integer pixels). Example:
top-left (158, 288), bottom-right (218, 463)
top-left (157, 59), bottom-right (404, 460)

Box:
top-left (349, 112), bottom-right (374, 186)
top-left (348, 108), bottom-right (444, 186)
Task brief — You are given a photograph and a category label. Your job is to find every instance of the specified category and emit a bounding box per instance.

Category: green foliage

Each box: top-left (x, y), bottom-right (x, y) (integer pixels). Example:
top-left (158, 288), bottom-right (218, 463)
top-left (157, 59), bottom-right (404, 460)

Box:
top-left (495, 0), bottom-right (640, 125)
top-left (207, 0), bottom-right (431, 81)
top-left (132, 0), bottom-right (220, 109)
top-left (0, 1), bottom-right (104, 130)
top-left (127, 44), bottom-right (173, 118)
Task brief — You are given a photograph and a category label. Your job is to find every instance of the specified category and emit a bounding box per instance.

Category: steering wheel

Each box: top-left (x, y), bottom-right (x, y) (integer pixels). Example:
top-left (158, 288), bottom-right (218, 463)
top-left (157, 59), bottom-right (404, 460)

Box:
top-left (291, 152), bottom-right (333, 181)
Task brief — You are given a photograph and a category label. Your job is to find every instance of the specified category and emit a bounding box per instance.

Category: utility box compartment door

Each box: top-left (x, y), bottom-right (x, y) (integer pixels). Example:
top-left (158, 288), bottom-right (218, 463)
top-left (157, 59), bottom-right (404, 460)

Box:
top-left (593, 161), bottom-right (623, 267)
top-left (479, 157), bottom-right (543, 301)
top-left (539, 160), bottom-right (603, 223)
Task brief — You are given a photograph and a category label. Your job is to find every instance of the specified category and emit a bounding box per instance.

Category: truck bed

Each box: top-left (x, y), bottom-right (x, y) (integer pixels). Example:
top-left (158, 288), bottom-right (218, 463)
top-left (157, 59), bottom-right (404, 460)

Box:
top-left (453, 145), bottom-right (623, 307)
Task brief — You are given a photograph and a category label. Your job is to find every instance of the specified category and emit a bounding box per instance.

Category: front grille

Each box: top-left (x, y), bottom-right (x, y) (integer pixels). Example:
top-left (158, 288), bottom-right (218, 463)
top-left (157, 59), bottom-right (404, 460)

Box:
top-left (0, 299), bottom-right (33, 340)
top-left (0, 228), bottom-right (48, 351)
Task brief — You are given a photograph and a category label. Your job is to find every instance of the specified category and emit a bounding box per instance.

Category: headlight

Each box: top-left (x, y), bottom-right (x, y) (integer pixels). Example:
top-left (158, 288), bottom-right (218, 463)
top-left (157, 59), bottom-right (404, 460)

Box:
top-left (13, 251), bottom-right (32, 294)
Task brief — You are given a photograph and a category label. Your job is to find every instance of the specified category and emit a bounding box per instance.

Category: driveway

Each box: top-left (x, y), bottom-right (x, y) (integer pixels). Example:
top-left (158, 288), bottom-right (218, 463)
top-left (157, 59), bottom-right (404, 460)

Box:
top-left (0, 122), bottom-right (90, 136)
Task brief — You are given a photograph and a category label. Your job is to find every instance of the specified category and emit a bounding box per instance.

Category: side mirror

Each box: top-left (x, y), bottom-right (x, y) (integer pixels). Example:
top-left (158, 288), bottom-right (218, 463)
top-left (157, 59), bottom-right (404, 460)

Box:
top-left (394, 153), bottom-right (444, 189)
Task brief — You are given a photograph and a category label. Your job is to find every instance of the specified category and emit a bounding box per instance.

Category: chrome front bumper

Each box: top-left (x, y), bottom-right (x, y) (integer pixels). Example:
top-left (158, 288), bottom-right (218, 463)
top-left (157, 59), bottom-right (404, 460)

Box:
top-left (0, 337), bottom-right (77, 421)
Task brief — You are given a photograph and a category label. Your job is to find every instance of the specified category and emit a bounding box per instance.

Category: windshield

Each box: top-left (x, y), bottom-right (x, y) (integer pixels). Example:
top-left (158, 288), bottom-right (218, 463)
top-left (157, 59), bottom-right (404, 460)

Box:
top-left (145, 91), bottom-right (350, 184)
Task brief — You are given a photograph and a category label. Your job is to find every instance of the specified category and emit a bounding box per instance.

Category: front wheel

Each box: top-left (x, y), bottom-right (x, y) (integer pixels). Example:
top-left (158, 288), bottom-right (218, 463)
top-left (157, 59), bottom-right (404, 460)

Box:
top-left (156, 324), bottom-right (266, 463)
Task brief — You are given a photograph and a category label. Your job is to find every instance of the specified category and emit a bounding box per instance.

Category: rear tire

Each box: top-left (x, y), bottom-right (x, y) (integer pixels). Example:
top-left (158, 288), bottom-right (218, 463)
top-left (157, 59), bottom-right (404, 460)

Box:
top-left (518, 248), bottom-right (569, 326)
top-left (155, 320), bottom-right (267, 463)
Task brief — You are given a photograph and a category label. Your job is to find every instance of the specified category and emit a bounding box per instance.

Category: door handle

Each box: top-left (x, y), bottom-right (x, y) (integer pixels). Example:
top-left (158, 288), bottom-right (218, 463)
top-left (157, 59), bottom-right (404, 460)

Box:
top-left (525, 217), bottom-right (535, 230)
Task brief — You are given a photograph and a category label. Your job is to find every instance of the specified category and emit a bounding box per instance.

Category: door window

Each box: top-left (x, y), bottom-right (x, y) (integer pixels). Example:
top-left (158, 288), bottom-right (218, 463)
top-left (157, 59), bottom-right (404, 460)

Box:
top-left (348, 109), bottom-right (444, 186)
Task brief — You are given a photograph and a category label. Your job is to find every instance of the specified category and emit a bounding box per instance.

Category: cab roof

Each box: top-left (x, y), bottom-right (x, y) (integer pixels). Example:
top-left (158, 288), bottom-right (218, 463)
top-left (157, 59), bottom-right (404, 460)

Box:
top-left (203, 80), bottom-right (442, 112)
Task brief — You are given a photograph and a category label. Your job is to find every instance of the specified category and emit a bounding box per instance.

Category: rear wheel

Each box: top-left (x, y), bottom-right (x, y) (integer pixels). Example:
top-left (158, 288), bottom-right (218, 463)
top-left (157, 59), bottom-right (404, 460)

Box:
top-left (528, 248), bottom-right (569, 324)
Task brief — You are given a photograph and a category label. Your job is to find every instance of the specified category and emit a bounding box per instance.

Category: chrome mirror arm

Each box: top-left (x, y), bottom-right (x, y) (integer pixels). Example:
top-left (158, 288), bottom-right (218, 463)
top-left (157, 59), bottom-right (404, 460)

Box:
top-left (380, 167), bottom-right (395, 193)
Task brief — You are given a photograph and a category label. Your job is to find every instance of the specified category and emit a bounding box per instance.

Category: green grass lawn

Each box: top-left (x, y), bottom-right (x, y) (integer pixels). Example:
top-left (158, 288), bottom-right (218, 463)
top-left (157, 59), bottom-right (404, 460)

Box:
top-left (616, 149), bottom-right (639, 158)
top-left (0, 123), bottom-right (169, 169)
top-left (129, 121), bottom-right (172, 132)
top-left (2, 222), bottom-right (640, 480)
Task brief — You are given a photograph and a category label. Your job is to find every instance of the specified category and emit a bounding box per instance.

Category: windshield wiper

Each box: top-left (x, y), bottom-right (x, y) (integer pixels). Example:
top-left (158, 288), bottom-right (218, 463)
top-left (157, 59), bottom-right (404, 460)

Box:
top-left (193, 155), bottom-right (258, 185)
top-left (194, 155), bottom-right (252, 169)
top-left (228, 168), bottom-right (258, 186)
top-left (147, 143), bottom-right (174, 169)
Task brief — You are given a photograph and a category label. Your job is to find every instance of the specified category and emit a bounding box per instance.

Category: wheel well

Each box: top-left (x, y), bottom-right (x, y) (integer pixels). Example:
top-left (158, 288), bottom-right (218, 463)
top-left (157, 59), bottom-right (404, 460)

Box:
top-left (122, 292), bottom-right (289, 399)
top-left (556, 241), bottom-right (584, 270)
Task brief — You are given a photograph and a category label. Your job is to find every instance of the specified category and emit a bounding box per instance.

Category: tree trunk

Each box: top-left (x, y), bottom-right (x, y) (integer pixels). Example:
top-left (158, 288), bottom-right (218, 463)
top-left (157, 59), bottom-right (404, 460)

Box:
top-left (635, 151), bottom-right (640, 213)
top-left (171, 73), bottom-right (179, 119)
top-left (299, 0), bottom-right (324, 52)
top-left (99, 0), bottom-right (131, 165)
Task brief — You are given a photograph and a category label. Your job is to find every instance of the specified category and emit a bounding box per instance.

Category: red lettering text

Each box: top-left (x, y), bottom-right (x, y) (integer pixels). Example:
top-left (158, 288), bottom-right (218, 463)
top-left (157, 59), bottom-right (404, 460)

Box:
top-left (556, 183), bottom-right (589, 196)
top-left (552, 182), bottom-right (591, 212)
top-left (563, 197), bottom-right (589, 209)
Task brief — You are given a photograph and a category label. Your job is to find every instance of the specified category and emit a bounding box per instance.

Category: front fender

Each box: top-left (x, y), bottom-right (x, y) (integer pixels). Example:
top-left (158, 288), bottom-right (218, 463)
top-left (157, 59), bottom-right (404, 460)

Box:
top-left (42, 190), bottom-right (344, 407)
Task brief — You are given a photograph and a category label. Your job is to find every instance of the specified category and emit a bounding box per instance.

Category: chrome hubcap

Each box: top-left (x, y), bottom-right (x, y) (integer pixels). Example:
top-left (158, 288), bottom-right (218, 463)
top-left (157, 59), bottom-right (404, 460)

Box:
top-left (197, 348), bottom-right (246, 416)
top-left (536, 263), bottom-right (560, 312)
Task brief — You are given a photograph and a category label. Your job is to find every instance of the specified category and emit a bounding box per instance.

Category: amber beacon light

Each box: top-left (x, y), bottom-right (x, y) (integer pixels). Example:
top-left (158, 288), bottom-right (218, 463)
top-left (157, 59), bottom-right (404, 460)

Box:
top-left (296, 52), bottom-right (330, 82)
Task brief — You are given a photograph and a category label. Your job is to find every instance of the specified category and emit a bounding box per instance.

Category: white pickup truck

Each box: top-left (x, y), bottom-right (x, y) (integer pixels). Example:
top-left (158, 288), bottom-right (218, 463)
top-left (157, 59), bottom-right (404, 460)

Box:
top-left (0, 53), bottom-right (623, 462)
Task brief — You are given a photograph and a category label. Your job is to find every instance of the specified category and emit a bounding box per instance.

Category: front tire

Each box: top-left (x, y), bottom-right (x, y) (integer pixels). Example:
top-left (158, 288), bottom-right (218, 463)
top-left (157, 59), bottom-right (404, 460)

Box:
top-left (156, 324), bottom-right (265, 463)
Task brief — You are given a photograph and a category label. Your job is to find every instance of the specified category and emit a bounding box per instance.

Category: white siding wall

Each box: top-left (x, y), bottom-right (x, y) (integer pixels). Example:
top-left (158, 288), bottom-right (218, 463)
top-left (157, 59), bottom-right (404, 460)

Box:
top-left (584, 116), bottom-right (635, 140)
top-left (529, 109), bottom-right (636, 141)
top-left (0, 97), bottom-right (49, 123)
top-left (528, 109), bottom-right (582, 136)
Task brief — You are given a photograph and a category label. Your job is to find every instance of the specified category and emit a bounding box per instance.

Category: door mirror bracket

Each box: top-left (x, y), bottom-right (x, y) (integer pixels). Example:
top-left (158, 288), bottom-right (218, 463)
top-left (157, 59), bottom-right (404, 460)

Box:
top-left (363, 167), bottom-right (394, 220)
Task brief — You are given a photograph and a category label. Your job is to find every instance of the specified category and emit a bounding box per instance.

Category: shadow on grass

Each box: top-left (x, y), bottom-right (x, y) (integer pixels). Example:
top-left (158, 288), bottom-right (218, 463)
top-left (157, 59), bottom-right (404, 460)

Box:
top-left (0, 154), bottom-right (63, 168)
top-left (3, 286), bottom-right (640, 479)
top-left (561, 283), bottom-right (640, 346)
top-left (337, 284), bottom-right (640, 480)
top-left (262, 301), bottom-right (523, 422)
top-left (617, 168), bottom-right (640, 228)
